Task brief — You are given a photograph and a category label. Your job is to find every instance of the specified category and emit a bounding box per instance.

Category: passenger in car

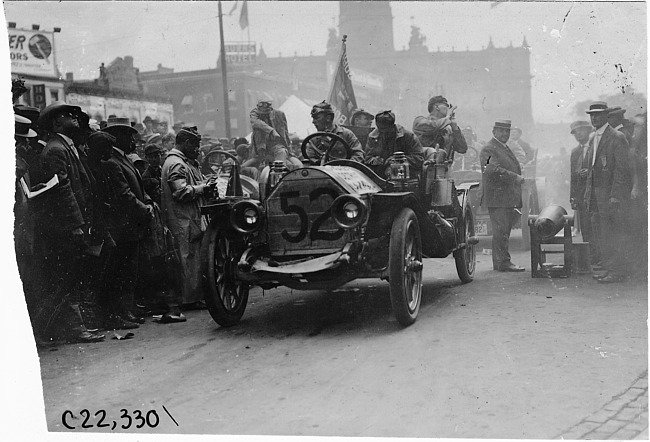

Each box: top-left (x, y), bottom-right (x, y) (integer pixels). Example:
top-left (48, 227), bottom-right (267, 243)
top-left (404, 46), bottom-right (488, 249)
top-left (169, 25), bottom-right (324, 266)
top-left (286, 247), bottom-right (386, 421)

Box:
top-left (364, 110), bottom-right (424, 179)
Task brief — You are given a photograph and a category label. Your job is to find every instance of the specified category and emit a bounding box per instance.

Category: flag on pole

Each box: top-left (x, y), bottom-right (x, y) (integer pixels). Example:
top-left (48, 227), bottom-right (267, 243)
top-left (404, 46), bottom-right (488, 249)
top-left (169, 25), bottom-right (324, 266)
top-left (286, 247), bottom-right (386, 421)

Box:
top-left (228, 1), bottom-right (238, 15)
top-left (327, 35), bottom-right (357, 126)
top-left (239, 0), bottom-right (249, 30)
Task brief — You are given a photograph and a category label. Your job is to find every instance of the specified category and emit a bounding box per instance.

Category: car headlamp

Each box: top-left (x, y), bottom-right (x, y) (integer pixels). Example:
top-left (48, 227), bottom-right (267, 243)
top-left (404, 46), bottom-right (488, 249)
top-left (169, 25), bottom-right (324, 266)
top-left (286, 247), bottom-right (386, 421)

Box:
top-left (230, 200), bottom-right (263, 233)
top-left (331, 195), bottom-right (367, 229)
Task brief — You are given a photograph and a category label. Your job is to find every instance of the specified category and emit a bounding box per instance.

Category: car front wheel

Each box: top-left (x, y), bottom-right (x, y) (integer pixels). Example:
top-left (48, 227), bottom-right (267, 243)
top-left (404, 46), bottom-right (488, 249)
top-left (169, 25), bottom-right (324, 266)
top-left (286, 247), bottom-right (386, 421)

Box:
top-left (202, 223), bottom-right (249, 327)
top-left (388, 208), bottom-right (423, 326)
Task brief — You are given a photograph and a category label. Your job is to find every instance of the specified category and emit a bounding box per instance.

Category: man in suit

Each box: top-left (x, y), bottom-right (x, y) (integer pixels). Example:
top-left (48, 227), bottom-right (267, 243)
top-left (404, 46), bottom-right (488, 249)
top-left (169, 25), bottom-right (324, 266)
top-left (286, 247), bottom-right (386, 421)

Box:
top-left (102, 117), bottom-right (154, 324)
top-left (32, 102), bottom-right (105, 343)
top-left (480, 119), bottom-right (526, 272)
top-left (584, 102), bottom-right (632, 283)
top-left (569, 120), bottom-right (599, 265)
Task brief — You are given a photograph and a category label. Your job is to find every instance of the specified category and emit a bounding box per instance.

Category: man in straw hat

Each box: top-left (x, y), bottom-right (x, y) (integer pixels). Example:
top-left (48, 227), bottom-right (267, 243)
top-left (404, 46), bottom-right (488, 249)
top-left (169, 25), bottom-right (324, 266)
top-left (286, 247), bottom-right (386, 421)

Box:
top-left (479, 119), bottom-right (526, 272)
top-left (583, 102), bottom-right (632, 283)
top-left (569, 120), bottom-right (599, 266)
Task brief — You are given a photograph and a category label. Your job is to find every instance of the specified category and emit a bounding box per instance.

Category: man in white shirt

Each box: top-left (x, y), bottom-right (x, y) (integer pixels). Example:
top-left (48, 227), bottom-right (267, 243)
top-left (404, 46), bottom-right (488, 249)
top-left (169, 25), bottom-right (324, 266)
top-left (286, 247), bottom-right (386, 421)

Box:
top-left (584, 102), bottom-right (632, 283)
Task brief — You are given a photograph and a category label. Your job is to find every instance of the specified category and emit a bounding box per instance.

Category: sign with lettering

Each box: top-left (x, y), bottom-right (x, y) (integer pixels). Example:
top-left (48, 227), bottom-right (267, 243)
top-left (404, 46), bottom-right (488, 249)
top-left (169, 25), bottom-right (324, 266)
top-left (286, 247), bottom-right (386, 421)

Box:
top-left (326, 166), bottom-right (382, 194)
top-left (224, 42), bottom-right (256, 64)
top-left (8, 28), bottom-right (58, 77)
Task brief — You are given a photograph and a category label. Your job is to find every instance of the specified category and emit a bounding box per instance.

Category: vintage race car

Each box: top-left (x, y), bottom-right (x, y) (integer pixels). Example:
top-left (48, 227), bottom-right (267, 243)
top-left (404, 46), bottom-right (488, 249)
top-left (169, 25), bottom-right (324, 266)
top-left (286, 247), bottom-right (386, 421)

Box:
top-left (200, 133), bottom-right (480, 327)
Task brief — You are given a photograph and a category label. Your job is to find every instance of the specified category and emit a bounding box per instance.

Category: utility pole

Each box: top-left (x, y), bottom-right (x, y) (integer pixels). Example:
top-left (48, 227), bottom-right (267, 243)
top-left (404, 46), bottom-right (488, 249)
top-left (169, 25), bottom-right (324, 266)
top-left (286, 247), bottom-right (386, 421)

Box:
top-left (218, 0), bottom-right (232, 138)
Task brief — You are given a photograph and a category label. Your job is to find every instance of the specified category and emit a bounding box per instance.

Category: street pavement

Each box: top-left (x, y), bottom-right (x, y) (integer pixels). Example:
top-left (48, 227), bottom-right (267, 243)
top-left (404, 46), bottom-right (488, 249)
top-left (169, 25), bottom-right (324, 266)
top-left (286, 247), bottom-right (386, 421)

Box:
top-left (9, 230), bottom-right (649, 439)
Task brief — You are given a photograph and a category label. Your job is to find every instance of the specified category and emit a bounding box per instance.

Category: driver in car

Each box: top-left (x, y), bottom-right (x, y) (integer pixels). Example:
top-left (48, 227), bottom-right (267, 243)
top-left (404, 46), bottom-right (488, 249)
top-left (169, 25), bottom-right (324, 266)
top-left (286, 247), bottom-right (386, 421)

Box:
top-left (308, 101), bottom-right (364, 162)
top-left (364, 110), bottom-right (424, 179)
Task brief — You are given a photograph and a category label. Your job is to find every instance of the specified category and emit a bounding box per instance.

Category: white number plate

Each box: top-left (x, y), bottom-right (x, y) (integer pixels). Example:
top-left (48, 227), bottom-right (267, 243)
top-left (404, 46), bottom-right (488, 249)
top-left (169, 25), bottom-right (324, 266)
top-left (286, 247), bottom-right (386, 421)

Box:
top-left (475, 220), bottom-right (489, 236)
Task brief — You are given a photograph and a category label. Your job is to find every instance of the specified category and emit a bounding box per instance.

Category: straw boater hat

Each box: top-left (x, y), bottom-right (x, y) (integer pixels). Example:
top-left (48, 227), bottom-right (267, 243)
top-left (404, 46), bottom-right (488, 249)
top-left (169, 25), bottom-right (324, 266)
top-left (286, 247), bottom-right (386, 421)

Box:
top-left (570, 121), bottom-right (592, 134)
top-left (493, 119), bottom-right (512, 130)
top-left (15, 114), bottom-right (37, 138)
top-left (585, 101), bottom-right (614, 114)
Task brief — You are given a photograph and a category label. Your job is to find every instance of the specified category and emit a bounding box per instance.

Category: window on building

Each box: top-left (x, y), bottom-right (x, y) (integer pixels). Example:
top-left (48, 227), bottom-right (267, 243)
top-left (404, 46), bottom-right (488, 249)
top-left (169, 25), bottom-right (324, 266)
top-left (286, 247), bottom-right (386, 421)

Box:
top-left (230, 118), bottom-right (238, 130)
top-left (203, 93), bottom-right (216, 112)
top-left (181, 95), bottom-right (193, 113)
top-left (228, 90), bottom-right (236, 103)
top-left (50, 89), bottom-right (59, 102)
top-left (204, 120), bottom-right (216, 133)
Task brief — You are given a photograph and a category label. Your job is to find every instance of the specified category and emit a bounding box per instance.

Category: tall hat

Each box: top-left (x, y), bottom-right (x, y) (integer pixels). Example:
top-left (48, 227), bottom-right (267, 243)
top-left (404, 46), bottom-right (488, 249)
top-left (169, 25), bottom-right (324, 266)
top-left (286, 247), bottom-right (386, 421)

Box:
top-left (585, 101), bottom-right (613, 114)
top-left (493, 119), bottom-right (512, 130)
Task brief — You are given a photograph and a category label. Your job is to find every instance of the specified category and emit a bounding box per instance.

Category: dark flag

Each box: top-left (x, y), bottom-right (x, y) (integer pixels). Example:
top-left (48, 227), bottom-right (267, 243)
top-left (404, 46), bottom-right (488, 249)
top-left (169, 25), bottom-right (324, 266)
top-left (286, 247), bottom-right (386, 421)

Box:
top-left (327, 35), bottom-right (357, 126)
top-left (239, 1), bottom-right (249, 30)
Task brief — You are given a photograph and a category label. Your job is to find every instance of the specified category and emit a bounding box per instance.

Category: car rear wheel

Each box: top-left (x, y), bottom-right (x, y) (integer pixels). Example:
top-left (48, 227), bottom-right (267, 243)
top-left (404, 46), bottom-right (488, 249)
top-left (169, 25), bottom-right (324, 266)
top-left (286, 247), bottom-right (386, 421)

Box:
top-left (454, 202), bottom-right (476, 283)
top-left (389, 208), bottom-right (423, 326)
top-left (202, 223), bottom-right (249, 327)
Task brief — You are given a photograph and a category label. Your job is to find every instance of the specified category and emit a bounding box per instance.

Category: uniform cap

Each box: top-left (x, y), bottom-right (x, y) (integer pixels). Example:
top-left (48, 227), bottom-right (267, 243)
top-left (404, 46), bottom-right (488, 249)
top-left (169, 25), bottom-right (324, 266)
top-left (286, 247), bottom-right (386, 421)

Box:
top-left (311, 100), bottom-right (335, 117)
top-left (375, 110), bottom-right (396, 128)
top-left (427, 96), bottom-right (449, 112)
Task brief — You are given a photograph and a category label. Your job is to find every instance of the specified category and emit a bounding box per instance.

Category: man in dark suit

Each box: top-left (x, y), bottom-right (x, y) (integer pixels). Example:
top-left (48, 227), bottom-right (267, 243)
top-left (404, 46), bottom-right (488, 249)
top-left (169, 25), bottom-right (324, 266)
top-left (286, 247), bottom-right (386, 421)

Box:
top-left (32, 102), bottom-right (105, 343)
top-left (480, 119), bottom-right (526, 272)
top-left (584, 102), bottom-right (632, 283)
top-left (102, 117), bottom-right (154, 324)
top-left (569, 120), bottom-right (599, 265)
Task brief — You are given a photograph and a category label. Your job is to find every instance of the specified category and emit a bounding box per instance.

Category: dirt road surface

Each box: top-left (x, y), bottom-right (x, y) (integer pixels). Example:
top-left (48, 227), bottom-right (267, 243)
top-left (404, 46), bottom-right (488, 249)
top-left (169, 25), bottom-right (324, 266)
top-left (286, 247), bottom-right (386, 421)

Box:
top-left (5, 232), bottom-right (648, 440)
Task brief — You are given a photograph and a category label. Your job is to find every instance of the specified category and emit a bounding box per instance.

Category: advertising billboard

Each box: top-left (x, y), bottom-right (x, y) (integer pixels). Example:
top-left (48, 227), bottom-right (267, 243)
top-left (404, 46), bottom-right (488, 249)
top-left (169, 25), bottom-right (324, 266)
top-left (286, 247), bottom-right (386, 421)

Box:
top-left (9, 28), bottom-right (59, 77)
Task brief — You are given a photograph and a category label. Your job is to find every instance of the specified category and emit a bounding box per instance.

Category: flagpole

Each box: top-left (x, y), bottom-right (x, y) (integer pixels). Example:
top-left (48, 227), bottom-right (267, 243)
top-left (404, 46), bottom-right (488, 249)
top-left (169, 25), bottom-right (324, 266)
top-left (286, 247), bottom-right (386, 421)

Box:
top-left (327, 34), bottom-right (347, 101)
top-left (218, 0), bottom-right (232, 138)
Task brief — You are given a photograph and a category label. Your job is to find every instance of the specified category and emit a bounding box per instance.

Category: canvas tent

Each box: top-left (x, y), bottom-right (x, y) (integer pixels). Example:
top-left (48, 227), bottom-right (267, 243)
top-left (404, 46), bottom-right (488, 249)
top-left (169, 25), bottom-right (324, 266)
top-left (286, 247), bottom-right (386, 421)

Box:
top-left (245, 95), bottom-right (316, 141)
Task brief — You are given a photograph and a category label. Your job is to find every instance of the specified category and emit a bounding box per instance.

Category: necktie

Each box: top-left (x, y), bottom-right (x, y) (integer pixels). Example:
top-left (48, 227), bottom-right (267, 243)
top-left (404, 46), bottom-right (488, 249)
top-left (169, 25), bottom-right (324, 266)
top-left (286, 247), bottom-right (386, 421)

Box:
top-left (582, 144), bottom-right (592, 169)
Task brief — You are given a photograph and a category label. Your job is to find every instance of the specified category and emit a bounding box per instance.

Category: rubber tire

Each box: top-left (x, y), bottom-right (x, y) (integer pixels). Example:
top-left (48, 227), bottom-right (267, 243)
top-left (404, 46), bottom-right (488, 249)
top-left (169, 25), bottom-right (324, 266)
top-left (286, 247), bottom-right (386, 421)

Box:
top-left (388, 208), bottom-right (423, 326)
top-left (202, 223), bottom-right (249, 327)
top-left (454, 203), bottom-right (476, 283)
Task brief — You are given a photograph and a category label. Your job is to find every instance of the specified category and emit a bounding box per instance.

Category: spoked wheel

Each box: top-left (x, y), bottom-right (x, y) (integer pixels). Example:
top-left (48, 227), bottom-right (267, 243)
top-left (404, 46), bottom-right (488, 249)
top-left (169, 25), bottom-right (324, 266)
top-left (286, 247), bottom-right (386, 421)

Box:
top-left (454, 203), bottom-right (476, 283)
top-left (202, 224), bottom-right (249, 327)
top-left (389, 208), bottom-right (423, 326)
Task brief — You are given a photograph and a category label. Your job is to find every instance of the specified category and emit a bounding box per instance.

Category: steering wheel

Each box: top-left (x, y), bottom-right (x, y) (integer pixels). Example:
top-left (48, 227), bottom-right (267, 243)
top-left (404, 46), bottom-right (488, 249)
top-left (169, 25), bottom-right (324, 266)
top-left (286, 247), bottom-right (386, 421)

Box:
top-left (301, 132), bottom-right (352, 165)
top-left (202, 149), bottom-right (240, 175)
